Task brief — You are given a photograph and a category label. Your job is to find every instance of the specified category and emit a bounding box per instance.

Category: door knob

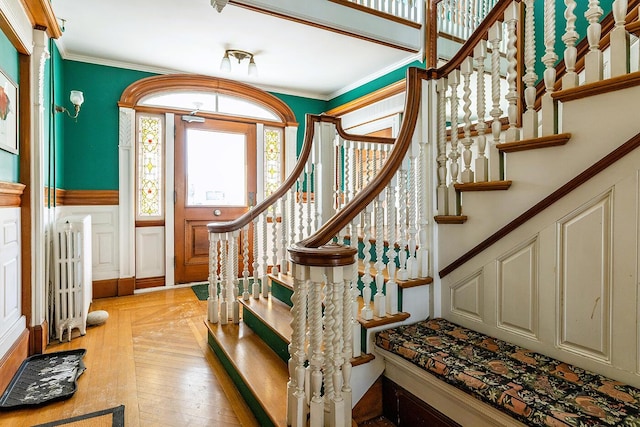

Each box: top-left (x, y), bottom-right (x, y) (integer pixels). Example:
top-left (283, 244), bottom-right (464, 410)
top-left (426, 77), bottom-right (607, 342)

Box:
top-left (214, 209), bottom-right (222, 216)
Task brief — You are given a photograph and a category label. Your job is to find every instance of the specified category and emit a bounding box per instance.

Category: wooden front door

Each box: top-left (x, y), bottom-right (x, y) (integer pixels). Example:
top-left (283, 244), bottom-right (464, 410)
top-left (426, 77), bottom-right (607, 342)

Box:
top-left (174, 117), bottom-right (257, 284)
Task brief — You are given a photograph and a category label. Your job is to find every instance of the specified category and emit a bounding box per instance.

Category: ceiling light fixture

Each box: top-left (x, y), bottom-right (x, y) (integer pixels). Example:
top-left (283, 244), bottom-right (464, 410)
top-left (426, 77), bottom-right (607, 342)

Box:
top-left (211, 0), bottom-right (228, 13)
top-left (54, 90), bottom-right (84, 120)
top-left (220, 49), bottom-right (258, 77)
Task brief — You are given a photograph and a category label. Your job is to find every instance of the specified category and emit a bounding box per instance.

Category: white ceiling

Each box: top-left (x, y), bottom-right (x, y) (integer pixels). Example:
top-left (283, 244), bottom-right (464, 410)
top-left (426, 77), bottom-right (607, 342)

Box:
top-left (50, 0), bottom-right (421, 100)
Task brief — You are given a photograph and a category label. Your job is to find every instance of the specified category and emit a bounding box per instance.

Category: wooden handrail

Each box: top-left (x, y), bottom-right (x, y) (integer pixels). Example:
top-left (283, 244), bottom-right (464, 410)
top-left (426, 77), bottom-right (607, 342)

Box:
top-left (298, 67), bottom-right (427, 250)
top-left (432, 0), bottom-right (513, 79)
top-left (207, 114), bottom-right (394, 234)
top-left (439, 130), bottom-right (640, 278)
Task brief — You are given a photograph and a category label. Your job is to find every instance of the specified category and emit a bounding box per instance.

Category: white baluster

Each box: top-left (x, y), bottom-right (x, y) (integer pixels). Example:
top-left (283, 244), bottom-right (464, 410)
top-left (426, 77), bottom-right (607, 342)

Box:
top-left (373, 191), bottom-right (386, 317)
top-left (437, 77), bottom-right (449, 213)
top-left (407, 139), bottom-right (419, 279)
top-left (360, 204), bottom-right (374, 321)
top-left (231, 230), bottom-right (240, 324)
top-left (208, 233), bottom-right (220, 323)
top-left (219, 234), bottom-right (228, 324)
top-left (584, 0), bottom-right (604, 83)
top-left (242, 225), bottom-right (250, 301)
top-left (308, 273), bottom-right (324, 427)
top-left (252, 217), bottom-right (260, 299)
top-left (460, 57), bottom-right (475, 183)
top-left (505, 3), bottom-right (522, 141)
top-left (280, 195), bottom-right (288, 275)
top-left (271, 208), bottom-right (280, 277)
top-left (397, 163), bottom-right (409, 281)
top-left (447, 70), bottom-right (461, 214)
top-left (610, 0), bottom-right (630, 77)
top-left (348, 218), bottom-right (361, 358)
top-left (416, 135), bottom-right (429, 278)
top-left (562, 0), bottom-right (579, 89)
top-left (261, 213), bottom-right (270, 298)
top-left (488, 21), bottom-right (503, 180)
top-left (289, 264), bottom-right (309, 427)
top-left (386, 175), bottom-right (399, 315)
top-left (341, 264), bottom-right (354, 427)
top-left (523, 0), bottom-right (539, 139)
top-left (474, 41), bottom-right (488, 182)
top-left (306, 162), bottom-right (313, 235)
top-left (297, 175), bottom-right (305, 241)
top-left (328, 267), bottom-right (345, 427)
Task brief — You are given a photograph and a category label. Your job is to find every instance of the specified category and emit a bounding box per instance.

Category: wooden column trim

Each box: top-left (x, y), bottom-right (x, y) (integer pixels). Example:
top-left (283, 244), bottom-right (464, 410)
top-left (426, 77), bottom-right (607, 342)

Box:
top-left (288, 242), bottom-right (357, 267)
top-left (56, 189), bottom-right (120, 206)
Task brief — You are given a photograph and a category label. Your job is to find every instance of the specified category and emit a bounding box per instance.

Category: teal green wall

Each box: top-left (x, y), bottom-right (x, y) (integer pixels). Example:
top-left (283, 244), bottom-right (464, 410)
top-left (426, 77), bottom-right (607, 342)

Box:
top-left (270, 92), bottom-right (327, 153)
top-left (327, 60), bottom-right (424, 111)
top-left (50, 42), bottom-right (65, 191)
top-left (62, 61), bottom-right (155, 190)
top-left (59, 61), bottom-right (329, 189)
top-left (533, 0), bottom-right (612, 81)
top-left (0, 31), bottom-right (19, 183)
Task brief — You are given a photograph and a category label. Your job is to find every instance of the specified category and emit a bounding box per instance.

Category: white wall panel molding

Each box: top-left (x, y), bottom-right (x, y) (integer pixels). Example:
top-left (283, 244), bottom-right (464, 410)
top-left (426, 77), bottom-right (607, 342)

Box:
top-left (136, 226), bottom-right (165, 279)
top-left (58, 206), bottom-right (119, 281)
top-left (450, 269), bottom-right (483, 322)
top-left (0, 207), bottom-right (25, 360)
top-left (557, 190), bottom-right (613, 362)
top-left (496, 237), bottom-right (539, 340)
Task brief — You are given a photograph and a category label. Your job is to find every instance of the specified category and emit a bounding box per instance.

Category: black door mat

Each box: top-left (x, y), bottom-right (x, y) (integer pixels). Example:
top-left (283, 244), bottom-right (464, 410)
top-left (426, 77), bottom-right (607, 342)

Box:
top-left (0, 349), bottom-right (86, 410)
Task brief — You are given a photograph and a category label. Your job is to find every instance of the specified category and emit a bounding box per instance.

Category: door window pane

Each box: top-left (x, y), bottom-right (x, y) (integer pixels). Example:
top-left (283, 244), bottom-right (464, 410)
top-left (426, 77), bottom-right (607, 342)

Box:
top-left (187, 129), bottom-right (246, 206)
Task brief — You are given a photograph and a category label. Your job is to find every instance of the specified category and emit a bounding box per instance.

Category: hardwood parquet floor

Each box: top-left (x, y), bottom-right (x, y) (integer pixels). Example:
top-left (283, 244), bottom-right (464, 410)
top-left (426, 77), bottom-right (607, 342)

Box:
top-left (0, 287), bottom-right (259, 427)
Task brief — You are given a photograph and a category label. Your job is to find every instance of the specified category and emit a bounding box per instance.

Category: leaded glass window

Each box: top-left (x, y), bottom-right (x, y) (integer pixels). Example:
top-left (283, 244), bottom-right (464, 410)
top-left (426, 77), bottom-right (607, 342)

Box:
top-left (137, 114), bottom-right (164, 219)
top-left (264, 127), bottom-right (282, 197)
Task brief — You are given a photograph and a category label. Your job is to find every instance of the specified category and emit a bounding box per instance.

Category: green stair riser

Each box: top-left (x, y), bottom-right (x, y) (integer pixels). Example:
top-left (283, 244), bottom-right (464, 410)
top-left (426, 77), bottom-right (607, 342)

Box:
top-left (270, 279), bottom-right (293, 307)
top-left (207, 332), bottom-right (275, 427)
top-left (242, 306), bottom-right (290, 363)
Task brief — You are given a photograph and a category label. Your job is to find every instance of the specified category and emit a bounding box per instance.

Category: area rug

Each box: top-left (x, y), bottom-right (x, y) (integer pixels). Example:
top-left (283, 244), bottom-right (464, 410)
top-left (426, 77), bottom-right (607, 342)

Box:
top-left (191, 283), bottom-right (209, 301)
top-left (0, 349), bottom-right (86, 409)
top-left (32, 405), bottom-right (124, 427)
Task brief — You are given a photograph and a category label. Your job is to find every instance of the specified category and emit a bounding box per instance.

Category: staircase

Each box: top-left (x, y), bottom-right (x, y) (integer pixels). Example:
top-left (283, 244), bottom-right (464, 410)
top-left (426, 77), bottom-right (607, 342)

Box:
top-left (205, 0), bottom-right (640, 426)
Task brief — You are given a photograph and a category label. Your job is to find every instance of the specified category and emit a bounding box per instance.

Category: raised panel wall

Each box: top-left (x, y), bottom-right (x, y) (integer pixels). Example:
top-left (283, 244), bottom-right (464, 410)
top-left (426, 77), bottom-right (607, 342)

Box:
top-left (557, 192), bottom-right (612, 361)
top-left (497, 238), bottom-right (538, 339)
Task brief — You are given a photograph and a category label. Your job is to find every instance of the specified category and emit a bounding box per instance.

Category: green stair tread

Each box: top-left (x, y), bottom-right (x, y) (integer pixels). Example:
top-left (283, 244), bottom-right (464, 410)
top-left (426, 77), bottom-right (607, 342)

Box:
top-left (206, 321), bottom-right (288, 427)
top-left (240, 296), bottom-right (293, 344)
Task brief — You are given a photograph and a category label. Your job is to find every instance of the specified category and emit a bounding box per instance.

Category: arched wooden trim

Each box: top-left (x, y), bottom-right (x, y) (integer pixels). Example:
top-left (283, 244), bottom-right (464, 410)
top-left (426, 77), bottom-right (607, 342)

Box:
top-left (118, 74), bottom-right (297, 126)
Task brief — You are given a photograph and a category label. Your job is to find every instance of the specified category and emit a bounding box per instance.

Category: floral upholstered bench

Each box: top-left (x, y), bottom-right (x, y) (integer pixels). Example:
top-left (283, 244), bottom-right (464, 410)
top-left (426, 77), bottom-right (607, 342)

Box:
top-left (375, 318), bottom-right (640, 426)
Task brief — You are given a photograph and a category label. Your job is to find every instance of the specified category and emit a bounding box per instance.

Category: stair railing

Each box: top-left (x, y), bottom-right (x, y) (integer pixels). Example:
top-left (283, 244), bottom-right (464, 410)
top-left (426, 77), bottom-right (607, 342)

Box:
top-left (434, 0), bottom-right (639, 218)
top-left (330, 0), bottom-right (424, 25)
top-left (287, 66), bottom-right (427, 427)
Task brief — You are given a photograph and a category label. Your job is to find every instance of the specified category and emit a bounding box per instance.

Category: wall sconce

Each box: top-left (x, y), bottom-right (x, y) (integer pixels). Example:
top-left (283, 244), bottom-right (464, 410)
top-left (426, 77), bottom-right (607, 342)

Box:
top-left (220, 49), bottom-right (258, 77)
top-left (55, 90), bottom-right (84, 120)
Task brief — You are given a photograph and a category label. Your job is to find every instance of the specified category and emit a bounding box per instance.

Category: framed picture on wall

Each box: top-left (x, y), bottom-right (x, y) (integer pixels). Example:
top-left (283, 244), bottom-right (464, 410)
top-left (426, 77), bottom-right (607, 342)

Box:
top-left (0, 68), bottom-right (18, 155)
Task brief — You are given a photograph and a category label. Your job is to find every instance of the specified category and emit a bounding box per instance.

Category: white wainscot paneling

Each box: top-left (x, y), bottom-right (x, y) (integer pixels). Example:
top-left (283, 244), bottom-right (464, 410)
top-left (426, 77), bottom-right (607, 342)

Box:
top-left (497, 237), bottom-right (538, 339)
top-left (0, 207), bottom-right (25, 360)
top-left (450, 270), bottom-right (483, 321)
top-left (558, 192), bottom-right (612, 361)
top-left (59, 206), bottom-right (119, 281)
top-left (136, 226), bottom-right (165, 279)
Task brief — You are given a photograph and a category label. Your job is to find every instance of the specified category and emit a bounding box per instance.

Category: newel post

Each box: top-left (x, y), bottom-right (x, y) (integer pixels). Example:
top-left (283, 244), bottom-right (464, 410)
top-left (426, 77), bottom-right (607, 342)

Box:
top-left (287, 242), bottom-right (357, 427)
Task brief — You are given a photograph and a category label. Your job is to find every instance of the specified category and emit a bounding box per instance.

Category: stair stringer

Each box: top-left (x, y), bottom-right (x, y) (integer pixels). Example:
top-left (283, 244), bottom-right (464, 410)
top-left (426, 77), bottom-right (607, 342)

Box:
top-left (437, 139), bottom-right (640, 386)
top-left (437, 83), bottom-right (640, 268)
top-left (351, 351), bottom-right (386, 410)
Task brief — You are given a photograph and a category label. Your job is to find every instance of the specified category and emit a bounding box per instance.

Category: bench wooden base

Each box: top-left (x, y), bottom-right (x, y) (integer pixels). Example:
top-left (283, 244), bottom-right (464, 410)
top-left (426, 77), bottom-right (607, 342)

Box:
top-left (377, 347), bottom-right (528, 427)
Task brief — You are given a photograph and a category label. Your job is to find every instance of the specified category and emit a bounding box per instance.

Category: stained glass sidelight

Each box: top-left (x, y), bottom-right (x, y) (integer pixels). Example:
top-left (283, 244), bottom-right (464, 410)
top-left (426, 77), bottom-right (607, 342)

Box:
top-left (264, 127), bottom-right (282, 197)
top-left (137, 115), bottom-right (163, 218)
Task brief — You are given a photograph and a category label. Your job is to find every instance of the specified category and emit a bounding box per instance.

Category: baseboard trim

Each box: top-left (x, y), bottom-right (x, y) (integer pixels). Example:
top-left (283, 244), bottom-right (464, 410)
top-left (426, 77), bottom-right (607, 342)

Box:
top-left (93, 279), bottom-right (119, 299)
top-left (118, 277), bottom-right (135, 296)
top-left (0, 328), bottom-right (29, 394)
top-left (30, 321), bottom-right (48, 354)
